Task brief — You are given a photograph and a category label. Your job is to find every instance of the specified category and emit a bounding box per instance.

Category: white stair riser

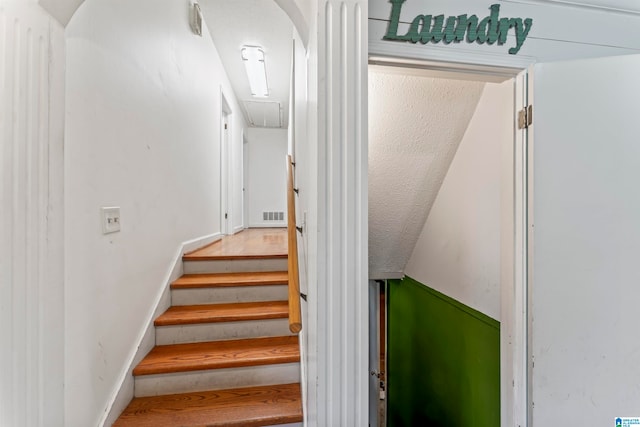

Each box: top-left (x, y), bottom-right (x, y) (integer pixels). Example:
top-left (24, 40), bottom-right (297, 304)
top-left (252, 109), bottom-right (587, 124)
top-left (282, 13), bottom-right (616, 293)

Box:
top-left (134, 362), bottom-right (301, 397)
top-left (183, 258), bottom-right (288, 274)
top-left (156, 319), bottom-right (294, 345)
top-left (171, 285), bottom-right (288, 305)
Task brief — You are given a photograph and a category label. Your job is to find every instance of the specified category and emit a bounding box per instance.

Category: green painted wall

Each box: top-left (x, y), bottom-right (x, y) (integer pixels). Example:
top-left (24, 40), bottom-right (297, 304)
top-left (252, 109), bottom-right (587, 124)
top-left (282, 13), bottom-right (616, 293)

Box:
top-left (387, 276), bottom-right (500, 427)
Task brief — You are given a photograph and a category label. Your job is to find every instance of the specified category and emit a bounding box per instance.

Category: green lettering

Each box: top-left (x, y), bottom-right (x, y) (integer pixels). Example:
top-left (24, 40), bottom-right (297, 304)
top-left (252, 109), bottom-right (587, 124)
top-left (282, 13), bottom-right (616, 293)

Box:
top-left (455, 14), bottom-right (479, 43)
top-left (383, 0), bottom-right (410, 41)
top-left (442, 16), bottom-right (459, 44)
top-left (429, 15), bottom-right (445, 43)
top-left (406, 15), bottom-right (433, 43)
top-left (510, 17), bottom-right (532, 54)
top-left (381, 0), bottom-right (532, 55)
top-left (476, 17), bottom-right (490, 43)
top-left (486, 4), bottom-right (501, 44)
top-left (497, 17), bottom-right (512, 45)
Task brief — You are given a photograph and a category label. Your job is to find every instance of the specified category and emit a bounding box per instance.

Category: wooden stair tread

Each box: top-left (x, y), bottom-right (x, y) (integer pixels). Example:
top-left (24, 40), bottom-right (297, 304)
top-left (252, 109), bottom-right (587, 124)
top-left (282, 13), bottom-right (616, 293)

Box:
top-left (155, 301), bottom-right (289, 326)
top-left (133, 336), bottom-right (300, 376)
top-left (113, 383), bottom-right (303, 427)
top-left (171, 271), bottom-right (289, 289)
top-left (183, 253), bottom-right (287, 261)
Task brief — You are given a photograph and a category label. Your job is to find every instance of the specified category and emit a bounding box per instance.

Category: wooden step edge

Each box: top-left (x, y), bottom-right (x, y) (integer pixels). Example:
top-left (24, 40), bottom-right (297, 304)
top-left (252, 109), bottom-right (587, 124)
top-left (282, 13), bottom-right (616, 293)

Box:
top-left (132, 336), bottom-right (300, 376)
top-left (113, 383), bottom-right (303, 427)
top-left (171, 272), bottom-right (289, 289)
top-left (182, 253), bottom-right (288, 261)
top-left (154, 301), bottom-right (289, 327)
top-left (132, 352), bottom-right (300, 376)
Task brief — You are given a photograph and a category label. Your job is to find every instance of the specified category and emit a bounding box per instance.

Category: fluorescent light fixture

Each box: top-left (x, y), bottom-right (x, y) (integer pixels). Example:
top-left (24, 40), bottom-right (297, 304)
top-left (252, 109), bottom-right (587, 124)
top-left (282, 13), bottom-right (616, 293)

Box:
top-left (241, 46), bottom-right (269, 98)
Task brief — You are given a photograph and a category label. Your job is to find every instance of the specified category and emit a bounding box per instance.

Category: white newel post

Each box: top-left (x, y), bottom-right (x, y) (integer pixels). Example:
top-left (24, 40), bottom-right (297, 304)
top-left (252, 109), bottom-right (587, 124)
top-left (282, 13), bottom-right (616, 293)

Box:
top-left (316, 1), bottom-right (369, 425)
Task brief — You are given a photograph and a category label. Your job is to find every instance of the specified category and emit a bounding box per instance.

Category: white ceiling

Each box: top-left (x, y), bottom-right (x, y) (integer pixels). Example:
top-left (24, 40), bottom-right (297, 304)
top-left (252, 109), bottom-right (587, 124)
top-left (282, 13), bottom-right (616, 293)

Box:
top-left (200, 0), bottom-right (292, 128)
top-left (368, 68), bottom-right (485, 278)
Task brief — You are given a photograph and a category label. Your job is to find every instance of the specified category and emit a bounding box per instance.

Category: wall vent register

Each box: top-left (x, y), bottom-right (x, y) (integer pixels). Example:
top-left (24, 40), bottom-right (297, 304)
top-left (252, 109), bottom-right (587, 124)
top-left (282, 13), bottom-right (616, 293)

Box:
top-left (263, 211), bottom-right (284, 221)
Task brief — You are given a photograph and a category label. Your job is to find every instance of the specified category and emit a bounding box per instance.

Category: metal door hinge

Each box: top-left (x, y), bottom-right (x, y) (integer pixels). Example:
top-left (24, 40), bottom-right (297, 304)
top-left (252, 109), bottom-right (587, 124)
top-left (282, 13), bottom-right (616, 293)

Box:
top-left (224, 123), bottom-right (228, 130)
top-left (225, 213), bottom-right (228, 219)
top-left (518, 105), bottom-right (533, 129)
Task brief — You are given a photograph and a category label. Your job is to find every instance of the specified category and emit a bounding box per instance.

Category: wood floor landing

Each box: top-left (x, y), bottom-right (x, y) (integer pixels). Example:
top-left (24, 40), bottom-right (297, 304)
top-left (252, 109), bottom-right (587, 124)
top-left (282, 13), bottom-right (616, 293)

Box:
top-left (113, 383), bottom-right (303, 427)
top-left (184, 228), bottom-right (287, 260)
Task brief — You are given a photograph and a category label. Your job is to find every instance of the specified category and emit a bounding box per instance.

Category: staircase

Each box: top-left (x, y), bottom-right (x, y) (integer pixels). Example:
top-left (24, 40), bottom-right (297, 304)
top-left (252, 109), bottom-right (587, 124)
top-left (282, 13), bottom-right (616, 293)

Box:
top-left (113, 229), bottom-right (303, 426)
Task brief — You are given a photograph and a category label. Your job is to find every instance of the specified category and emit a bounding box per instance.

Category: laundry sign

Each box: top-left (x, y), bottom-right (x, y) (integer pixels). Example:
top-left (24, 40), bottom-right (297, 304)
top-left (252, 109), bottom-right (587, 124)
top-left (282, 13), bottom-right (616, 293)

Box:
top-left (383, 0), bottom-right (533, 54)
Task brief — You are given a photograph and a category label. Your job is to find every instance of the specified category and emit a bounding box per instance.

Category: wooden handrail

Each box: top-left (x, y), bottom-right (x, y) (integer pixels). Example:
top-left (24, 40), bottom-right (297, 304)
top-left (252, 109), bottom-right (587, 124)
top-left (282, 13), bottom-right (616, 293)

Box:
top-left (287, 155), bottom-right (302, 333)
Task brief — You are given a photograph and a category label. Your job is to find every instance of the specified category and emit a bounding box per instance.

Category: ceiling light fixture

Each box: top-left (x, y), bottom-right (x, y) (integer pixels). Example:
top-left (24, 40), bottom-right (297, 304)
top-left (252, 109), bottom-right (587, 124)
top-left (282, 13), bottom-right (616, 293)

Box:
top-left (241, 46), bottom-right (269, 98)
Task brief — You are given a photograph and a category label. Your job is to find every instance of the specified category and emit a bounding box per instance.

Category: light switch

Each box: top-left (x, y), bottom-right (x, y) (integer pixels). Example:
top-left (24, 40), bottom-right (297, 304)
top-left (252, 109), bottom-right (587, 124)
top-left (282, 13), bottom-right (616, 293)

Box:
top-left (101, 207), bottom-right (121, 234)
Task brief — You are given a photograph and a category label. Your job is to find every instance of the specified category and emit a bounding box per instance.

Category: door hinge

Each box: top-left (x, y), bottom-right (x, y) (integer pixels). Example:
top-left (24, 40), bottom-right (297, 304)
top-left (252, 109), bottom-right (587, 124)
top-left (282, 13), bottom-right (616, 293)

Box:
top-left (224, 123), bottom-right (228, 130)
top-left (518, 105), bottom-right (533, 130)
top-left (225, 213), bottom-right (228, 219)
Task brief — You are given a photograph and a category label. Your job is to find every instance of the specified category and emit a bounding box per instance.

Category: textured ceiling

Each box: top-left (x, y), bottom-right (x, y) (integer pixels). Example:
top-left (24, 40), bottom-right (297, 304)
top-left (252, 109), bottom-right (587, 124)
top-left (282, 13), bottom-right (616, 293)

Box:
top-left (200, 0), bottom-right (292, 128)
top-left (368, 69), bottom-right (485, 278)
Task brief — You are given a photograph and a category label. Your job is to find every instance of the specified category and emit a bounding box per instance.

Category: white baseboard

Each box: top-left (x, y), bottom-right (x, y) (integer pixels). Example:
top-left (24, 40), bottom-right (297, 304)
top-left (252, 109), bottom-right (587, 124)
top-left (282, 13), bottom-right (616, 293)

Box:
top-left (182, 232), bottom-right (222, 253)
top-left (248, 222), bottom-right (287, 228)
top-left (99, 232), bottom-right (222, 427)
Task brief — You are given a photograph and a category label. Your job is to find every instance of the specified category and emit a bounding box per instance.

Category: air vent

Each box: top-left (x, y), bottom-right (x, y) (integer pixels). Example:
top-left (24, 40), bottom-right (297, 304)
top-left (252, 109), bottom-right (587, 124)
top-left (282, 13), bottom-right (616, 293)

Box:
top-left (244, 101), bottom-right (282, 128)
top-left (262, 211), bottom-right (285, 221)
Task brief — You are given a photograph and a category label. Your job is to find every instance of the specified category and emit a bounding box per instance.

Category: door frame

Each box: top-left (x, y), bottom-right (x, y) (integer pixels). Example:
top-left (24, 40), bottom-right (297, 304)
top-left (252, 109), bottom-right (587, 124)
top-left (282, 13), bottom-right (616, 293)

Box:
top-left (242, 132), bottom-right (249, 230)
top-left (220, 89), bottom-right (232, 235)
top-left (368, 56), bottom-right (533, 427)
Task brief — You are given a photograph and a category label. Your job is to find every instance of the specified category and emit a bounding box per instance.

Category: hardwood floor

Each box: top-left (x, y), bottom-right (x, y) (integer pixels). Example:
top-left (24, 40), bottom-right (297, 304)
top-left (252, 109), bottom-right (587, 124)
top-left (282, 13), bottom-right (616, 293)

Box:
top-left (185, 228), bottom-right (287, 260)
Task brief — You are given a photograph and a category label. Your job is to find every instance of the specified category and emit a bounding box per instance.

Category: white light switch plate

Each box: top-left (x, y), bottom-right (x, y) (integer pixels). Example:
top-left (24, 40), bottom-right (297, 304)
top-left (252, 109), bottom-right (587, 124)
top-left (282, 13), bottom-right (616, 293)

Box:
top-left (101, 207), bottom-right (121, 234)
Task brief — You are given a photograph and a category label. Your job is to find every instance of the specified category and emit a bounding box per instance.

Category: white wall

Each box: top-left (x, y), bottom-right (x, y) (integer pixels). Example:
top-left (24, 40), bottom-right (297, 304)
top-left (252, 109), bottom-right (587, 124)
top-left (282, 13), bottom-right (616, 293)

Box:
top-left (531, 55), bottom-right (640, 426)
top-left (64, 0), bottom-right (246, 425)
top-left (0, 2), bottom-right (66, 426)
top-left (404, 81), bottom-right (513, 321)
top-left (247, 128), bottom-right (288, 227)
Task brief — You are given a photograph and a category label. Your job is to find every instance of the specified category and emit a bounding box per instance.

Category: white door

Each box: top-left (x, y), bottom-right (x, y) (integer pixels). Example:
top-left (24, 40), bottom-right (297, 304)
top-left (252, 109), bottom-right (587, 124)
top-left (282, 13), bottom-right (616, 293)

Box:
top-left (221, 112), bottom-right (230, 234)
top-left (531, 54), bottom-right (640, 426)
top-left (243, 136), bottom-right (249, 229)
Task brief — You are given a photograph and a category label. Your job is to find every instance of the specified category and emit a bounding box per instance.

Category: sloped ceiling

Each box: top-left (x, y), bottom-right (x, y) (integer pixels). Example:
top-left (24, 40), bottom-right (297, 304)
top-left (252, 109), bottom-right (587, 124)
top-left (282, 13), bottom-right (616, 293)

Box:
top-left (200, 0), bottom-right (292, 128)
top-left (368, 68), bottom-right (485, 278)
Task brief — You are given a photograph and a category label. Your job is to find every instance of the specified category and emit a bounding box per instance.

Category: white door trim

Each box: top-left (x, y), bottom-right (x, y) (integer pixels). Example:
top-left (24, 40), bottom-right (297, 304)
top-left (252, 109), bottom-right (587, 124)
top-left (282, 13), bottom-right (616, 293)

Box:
top-left (313, 1), bottom-right (370, 425)
top-left (367, 55), bottom-right (532, 427)
top-left (1, 3), bottom-right (66, 426)
top-left (220, 89), bottom-right (232, 235)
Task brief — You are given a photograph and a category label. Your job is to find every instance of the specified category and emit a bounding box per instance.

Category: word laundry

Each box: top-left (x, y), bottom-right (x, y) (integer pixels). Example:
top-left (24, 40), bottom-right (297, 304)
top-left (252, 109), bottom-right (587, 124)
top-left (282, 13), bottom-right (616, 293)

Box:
top-left (383, 0), bottom-right (533, 55)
